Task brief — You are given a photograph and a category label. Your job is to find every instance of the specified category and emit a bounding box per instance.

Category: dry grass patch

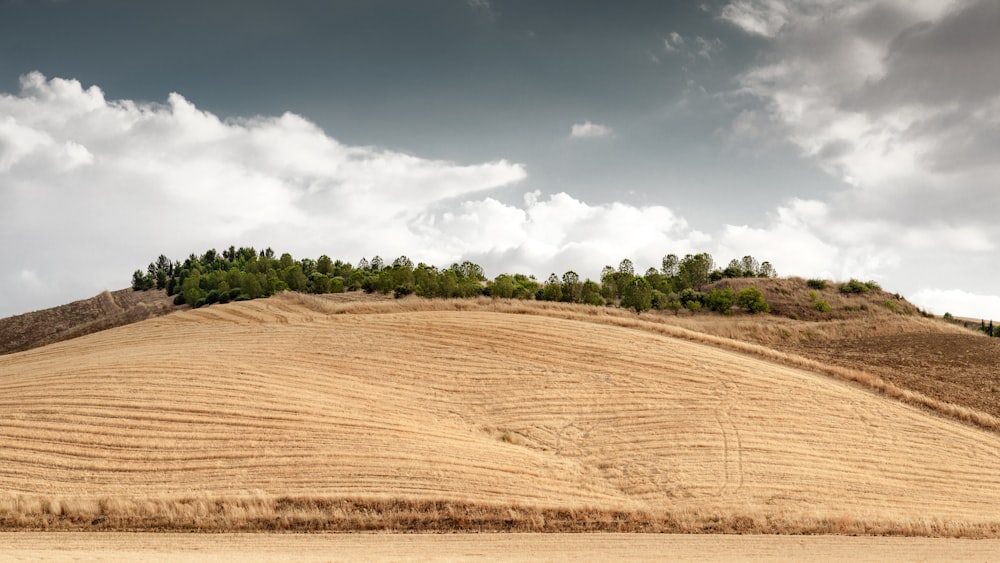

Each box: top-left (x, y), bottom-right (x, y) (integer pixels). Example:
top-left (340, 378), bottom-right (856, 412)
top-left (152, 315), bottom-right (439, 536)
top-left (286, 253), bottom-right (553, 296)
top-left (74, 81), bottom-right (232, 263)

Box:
top-left (4, 293), bottom-right (1000, 535)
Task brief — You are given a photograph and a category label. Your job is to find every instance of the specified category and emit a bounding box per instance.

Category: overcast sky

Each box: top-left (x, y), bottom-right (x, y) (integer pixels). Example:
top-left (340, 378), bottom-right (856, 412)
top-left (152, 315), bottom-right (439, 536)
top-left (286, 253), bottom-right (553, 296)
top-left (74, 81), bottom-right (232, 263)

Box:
top-left (2, 0), bottom-right (999, 319)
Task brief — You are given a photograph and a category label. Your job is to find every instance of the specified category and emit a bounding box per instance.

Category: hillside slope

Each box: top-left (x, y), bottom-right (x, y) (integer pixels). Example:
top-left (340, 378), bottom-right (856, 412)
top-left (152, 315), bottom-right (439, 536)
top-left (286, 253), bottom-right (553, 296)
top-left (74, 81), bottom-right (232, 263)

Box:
top-left (671, 277), bottom-right (1000, 420)
top-left (0, 289), bottom-right (177, 355)
top-left (2, 294), bottom-right (1000, 534)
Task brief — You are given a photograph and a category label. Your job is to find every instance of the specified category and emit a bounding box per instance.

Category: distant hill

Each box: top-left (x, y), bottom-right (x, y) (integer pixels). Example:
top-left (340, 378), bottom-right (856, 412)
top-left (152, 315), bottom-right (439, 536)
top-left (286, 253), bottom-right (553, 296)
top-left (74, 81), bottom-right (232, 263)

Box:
top-left (0, 289), bottom-right (178, 355)
top-left (2, 293), bottom-right (1000, 535)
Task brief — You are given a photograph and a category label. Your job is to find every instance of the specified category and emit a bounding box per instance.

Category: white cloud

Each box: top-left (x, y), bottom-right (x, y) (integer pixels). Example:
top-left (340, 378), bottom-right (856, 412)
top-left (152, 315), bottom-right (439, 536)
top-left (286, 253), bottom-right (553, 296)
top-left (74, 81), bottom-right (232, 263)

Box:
top-left (664, 32), bottom-right (724, 61)
top-left (909, 289), bottom-right (1000, 321)
top-left (719, 0), bottom-right (791, 37)
top-left (569, 121), bottom-right (613, 139)
top-left (423, 191), bottom-right (710, 279)
top-left (693, 36), bottom-right (724, 60)
top-left (0, 73), bottom-right (717, 317)
top-left (0, 72), bottom-right (526, 316)
top-left (717, 199), bottom-right (899, 283)
top-left (665, 32), bottom-right (685, 52)
top-left (720, 0), bottom-right (1000, 304)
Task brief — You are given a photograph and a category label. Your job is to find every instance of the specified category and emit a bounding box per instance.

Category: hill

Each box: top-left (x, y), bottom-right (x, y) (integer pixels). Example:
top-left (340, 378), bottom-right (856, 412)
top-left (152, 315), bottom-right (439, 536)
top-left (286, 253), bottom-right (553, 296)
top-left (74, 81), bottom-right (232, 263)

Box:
top-left (0, 289), bottom-right (177, 355)
top-left (673, 277), bottom-right (1000, 421)
top-left (5, 278), bottom-right (1000, 426)
top-left (3, 294), bottom-right (1000, 535)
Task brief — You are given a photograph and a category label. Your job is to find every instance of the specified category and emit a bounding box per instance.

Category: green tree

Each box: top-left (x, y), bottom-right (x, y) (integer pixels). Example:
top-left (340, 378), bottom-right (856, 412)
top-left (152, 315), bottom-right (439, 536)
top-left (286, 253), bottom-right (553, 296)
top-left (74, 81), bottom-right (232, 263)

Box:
top-left (739, 255), bottom-right (760, 277)
top-left (316, 255), bottom-right (334, 275)
top-left (661, 254), bottom-right (679, 277)
top-left (600, 266), bottom-right (618, 301)
top-left (621, 276), bottom-right (653, 312)
top-left (131, 269), bottom-right (153, 291)
top-left (490, 274), bottom-right (516, 299)
top-left (722, 259), bottom-right (744, 279)
top-left (561, 270), bottom-right (582, 303)
top-left (581, 280), bottom-right (604, 306)
top-left (541, 273), bottom-right (563, 302)
top-left (678, 253), bottom-right (714, 291)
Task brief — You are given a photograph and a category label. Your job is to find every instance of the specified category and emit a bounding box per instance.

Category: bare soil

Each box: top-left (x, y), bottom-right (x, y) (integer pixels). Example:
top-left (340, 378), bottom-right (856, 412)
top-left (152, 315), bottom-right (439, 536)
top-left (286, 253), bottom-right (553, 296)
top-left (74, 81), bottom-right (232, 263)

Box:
top-left (788, 333), bottom-right (1000, 419)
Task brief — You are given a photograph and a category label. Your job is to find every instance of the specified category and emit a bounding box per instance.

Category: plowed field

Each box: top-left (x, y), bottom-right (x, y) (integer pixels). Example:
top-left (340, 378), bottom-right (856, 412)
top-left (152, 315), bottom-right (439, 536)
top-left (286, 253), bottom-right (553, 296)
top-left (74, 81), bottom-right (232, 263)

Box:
top-left (2, 294), bottom-right (1000, 534)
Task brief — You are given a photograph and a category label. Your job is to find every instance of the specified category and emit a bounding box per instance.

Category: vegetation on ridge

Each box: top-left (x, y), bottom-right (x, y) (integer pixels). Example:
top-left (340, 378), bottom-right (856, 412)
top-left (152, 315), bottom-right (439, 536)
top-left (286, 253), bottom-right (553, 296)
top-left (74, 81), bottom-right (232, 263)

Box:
top-left (132, 246), bottom-right (779, 314)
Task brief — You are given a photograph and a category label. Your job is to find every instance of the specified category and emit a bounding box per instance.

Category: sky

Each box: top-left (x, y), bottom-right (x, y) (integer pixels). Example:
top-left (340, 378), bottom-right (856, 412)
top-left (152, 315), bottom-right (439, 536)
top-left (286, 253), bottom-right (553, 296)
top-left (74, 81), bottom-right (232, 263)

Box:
top-left (1, 0), bottom-right (999, 319)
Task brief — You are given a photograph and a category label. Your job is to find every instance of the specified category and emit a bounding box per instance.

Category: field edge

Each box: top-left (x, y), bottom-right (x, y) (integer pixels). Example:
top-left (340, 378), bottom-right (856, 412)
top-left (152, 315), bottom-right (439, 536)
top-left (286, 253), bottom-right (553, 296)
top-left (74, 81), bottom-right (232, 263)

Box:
top-left (2, 495), bottom-right (1000, 537)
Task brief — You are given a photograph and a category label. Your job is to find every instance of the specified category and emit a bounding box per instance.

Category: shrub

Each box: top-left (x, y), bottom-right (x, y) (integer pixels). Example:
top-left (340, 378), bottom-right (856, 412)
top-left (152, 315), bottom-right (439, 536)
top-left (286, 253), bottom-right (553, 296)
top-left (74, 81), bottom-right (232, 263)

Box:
top-left (678, 288), bottom-right (704, 307)
top-left (651, 290), bottom-right (669, 310)
top-left (704, 287), bottom-right (735, 314)
top-left (865, 280), bottom-right (882, 291)
top-left (839, 279), bottom-right (870, 294)
top-left (806, 279), bottom-right (827, 290)
top-left (809, 289), bottom-right (830, 313)
top-left (684, 300), bottom-right (702, 313)
top-left (736, 287), bottom-right (770, 314)
top-left (883, 300), bottom-right (898, 313)
top-left (394, 284), bottom-right (415, 299)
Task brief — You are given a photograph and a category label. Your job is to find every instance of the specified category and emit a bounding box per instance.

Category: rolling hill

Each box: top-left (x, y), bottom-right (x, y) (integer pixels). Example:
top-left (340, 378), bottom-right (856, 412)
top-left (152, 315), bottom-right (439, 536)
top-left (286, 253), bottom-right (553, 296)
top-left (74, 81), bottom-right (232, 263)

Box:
top-left (2, 293), bottom-right (1000, 535)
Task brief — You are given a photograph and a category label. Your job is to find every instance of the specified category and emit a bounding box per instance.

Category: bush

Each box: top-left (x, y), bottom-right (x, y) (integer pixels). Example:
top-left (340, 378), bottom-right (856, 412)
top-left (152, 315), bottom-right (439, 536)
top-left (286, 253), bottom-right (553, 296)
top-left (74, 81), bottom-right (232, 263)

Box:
top-left (839, 279), bottom-right (870, 294)
top-left (806, 279), bottom-right (827, 290)
top-left (809, 289), bottom-right (830, 313)
top-left (651, 290), bottom-right (669, 310)
top-left (684, 300), bottom-right (702, 313)
top-left (704, 287), bottom-right (735, 314)
top-left (678, 288), bottom-right (704, 307)
top-left (394, 284), bottom-right (415, 298)
top-left (736, 287), bottom-right (770, 314)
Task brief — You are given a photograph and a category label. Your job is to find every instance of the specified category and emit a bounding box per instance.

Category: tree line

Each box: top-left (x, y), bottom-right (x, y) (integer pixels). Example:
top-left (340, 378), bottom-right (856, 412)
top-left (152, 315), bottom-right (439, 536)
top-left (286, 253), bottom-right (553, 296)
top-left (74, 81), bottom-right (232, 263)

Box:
top-left (132, 247), bottom-right (776, 314)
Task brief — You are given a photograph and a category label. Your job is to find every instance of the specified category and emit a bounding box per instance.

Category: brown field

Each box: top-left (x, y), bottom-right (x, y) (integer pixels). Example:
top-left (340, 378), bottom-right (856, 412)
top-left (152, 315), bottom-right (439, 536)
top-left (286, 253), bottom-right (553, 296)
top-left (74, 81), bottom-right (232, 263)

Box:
top-left (7, 279), bottom-right (1000, 428)
top-left (3, 293), bottom-right (1000, 535)
top-left (4, 533), bottom-right (1000, 562)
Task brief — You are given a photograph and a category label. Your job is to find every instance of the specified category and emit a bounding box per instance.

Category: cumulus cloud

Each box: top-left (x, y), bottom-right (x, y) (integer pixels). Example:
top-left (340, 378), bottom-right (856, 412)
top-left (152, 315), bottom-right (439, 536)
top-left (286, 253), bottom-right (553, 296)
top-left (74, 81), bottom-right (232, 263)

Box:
top-left (422, 191), bottom-right (710, 277)
top-left (0, 73), bottom-right (708, 317)
top-left (569, 121), bottom-right (613, 139)
top-left (0, 73), bottom-right (527, 316)
top-left (720, 0), bottom-right (1000, 318)
top-left (717, 199), bottom-right (900, 283)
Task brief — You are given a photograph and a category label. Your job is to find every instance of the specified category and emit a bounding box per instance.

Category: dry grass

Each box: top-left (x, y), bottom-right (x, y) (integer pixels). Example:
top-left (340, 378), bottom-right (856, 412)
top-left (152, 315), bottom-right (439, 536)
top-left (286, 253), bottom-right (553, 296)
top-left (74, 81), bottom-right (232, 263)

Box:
top-left (3, 495), bottom-right (1000, 537)
top-left (286, 293), bottom-right (1000, 433)
top-left (4, 293), bottom-right (1000, 535)
top-left (0, 289), bottom-right (178, 355)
